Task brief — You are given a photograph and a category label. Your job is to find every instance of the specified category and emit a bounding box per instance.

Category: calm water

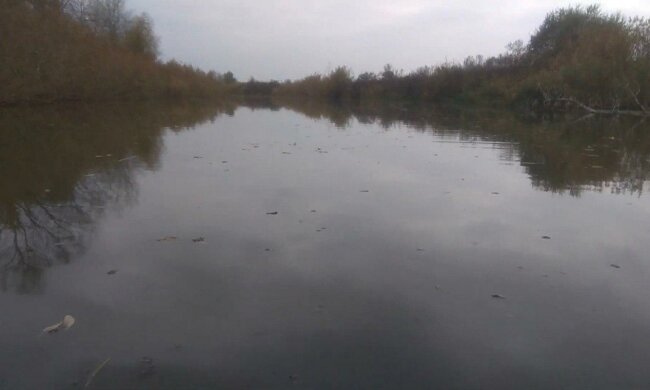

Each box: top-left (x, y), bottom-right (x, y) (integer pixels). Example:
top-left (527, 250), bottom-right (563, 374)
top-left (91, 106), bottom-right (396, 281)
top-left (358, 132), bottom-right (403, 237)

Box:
top-left (1, 101), bottom-right (650, 389)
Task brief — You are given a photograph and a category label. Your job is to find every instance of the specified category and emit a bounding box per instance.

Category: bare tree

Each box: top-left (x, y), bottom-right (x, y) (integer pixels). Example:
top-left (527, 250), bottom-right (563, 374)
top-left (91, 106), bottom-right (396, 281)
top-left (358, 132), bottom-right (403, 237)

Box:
top-left (86, 0), bottom-right (129, 41)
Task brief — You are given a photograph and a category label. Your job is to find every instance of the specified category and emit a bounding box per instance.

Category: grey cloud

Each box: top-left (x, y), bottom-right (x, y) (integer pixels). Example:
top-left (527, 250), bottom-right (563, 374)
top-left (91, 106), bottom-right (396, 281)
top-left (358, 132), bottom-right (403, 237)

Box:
top-left (128, 0), bottom-right (650, 80)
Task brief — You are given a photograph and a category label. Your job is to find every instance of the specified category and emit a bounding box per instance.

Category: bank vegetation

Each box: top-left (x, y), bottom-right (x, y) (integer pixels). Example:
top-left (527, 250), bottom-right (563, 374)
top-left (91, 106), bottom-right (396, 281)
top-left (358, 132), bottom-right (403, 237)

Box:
top-left (1, 0), bottom-right (237, 105)
top-left (271, 6), bottom-right (650, 116)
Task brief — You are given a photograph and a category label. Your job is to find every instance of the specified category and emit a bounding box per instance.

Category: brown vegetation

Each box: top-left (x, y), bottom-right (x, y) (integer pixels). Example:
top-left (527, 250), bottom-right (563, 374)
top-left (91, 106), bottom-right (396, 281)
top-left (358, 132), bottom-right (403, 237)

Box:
top-left (0, 0), bottom-right (237, 105)
top-left (271, 6), bottom-right (650, 116)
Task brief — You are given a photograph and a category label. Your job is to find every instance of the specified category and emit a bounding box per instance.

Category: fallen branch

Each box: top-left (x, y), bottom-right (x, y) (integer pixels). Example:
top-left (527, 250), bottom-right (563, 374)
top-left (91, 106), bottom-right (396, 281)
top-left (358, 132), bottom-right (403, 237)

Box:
top-left (624, 82), bottom-right (649, 114)
top-left (556, 97), bottom-right (650, 117)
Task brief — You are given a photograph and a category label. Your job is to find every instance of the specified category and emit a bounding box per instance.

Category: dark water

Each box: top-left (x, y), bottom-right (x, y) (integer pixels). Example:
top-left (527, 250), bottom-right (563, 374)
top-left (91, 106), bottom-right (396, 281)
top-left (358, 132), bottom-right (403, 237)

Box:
top-left (1, 100), bottom-right (650, 389)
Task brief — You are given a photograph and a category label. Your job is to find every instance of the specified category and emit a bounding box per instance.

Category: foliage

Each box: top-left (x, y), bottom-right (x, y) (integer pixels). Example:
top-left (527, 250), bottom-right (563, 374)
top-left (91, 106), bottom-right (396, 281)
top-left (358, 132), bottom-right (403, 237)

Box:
top-left (0, 0), bottom-right (234, 104)
top-left (271, 6), bottom-right (650, 114)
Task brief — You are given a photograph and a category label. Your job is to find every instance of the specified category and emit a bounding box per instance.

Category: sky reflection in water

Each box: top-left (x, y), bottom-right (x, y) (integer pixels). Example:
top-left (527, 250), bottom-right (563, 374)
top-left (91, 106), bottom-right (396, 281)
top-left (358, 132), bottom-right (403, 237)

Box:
top-left (0, 102), bottom-right (649, 389)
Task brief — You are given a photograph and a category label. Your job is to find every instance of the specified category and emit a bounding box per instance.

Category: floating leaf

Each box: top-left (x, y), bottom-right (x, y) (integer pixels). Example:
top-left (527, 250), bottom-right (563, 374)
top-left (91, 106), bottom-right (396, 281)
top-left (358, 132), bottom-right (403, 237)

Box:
top-left (43, 322), bottom-right (62, 334)
top-left (62, 315), bottom-right (75, 329)
top-left (43, 315), bottom-right (75, 334)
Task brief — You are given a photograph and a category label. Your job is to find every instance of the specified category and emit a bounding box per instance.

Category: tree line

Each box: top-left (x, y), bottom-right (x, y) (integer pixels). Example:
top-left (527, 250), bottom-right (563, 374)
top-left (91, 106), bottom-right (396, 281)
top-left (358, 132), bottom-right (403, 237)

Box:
top-left (0, 0), bottom-right (238, 105)
top-left (3, 3), bottom-right (649, 114)
top-left (264, 6), bottom-right (650, 116)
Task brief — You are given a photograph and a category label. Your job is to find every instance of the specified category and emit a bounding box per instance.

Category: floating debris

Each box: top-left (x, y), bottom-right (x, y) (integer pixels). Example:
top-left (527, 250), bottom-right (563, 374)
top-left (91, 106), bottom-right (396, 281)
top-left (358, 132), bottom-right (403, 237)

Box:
top-left (417, 248), bottom-right (425, 252)
top-left (360, 190), bottom-right (370, 193)
top-left (107, 270), bottom-right (118, 275)
top-left (491, 192), bottom-right (500, 195)
top-left (610, 264), bottom-right (621, 269)
top-left (193, 156), bottom-right (203, 159)
top-left (491, 294), bottom-right (506, 299)
top-left (310, 210), bottom-right (317, 213)
top-left (266, 212), bottom-right (279, 215)
top-left (192, 237), bottom-right (205, 243)
top-left (118, 156), bottom-right (136, 162)
top-left (156, 236), bottom-right (177, 242)
top-left (85, 358), bottom-right (110, 389)
top-left (542, 236), bottom-right (551, 240)
top-left (138, 357), bottom-right (155, 378)
top-left (43, 315), bottom-right (75, 334)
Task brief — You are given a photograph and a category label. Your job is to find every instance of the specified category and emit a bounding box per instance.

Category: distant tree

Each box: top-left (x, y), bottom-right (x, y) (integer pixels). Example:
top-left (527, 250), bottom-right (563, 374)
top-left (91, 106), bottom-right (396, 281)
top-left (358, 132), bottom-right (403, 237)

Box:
top-left (527, 5), bottom-right (602, 64)
top-left (87, 0), bottom-right (128, 42)
top-left (122, 13), bottom-right (158, 59)
top-left (381, 64), bottom-right (396, 80)
top-left (357, 72), bottom-right (377, 82)
top-left (506, 40), bottom-right (525, 58)
top-left (223, 71), bottom-right (236, 84)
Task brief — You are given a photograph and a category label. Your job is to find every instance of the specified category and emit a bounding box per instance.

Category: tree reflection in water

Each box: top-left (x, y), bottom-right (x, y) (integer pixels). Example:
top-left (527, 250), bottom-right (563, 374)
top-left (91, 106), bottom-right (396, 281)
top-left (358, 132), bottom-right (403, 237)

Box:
top-left (3, 99), bottom-right (650, 293)
top-left (0, 101), bottom-right (235, 293)
top-left (272, 98), bottom-right (650, 196)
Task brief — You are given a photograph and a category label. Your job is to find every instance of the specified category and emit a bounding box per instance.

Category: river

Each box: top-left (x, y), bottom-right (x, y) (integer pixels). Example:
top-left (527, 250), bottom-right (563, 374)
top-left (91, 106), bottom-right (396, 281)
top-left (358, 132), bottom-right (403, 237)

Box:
top-left (1, 100), bottom-right (650, 389)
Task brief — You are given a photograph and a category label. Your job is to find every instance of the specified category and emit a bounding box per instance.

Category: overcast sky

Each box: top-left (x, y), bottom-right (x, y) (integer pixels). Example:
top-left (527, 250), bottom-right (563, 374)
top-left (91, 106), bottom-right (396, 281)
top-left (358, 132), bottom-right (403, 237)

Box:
top-left (128, 1), bottom-right (650, 81)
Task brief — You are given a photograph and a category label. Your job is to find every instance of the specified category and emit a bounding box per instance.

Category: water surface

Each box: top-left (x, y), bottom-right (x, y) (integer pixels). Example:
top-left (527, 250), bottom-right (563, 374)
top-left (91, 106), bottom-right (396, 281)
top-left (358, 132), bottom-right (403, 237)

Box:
top-left (1, 101), bottom-right (650, 389)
